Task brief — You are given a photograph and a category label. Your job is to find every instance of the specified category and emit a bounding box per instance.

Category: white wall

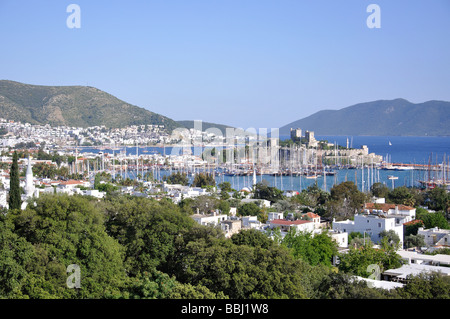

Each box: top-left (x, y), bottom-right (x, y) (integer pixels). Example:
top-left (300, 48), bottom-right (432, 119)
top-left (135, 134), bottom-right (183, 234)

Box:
top-left (333, 214), bottom-right (403, 246)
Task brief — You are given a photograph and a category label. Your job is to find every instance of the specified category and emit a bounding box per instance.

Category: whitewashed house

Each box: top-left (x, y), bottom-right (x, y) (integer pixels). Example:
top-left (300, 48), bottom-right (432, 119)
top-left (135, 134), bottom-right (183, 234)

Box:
top-left (191, 211), bottom-right (228, 227)
top-left (332, 213), bottom-right (404, 247)
top-left (418, 227), bottom-right (450, 248)
top-left (269, 219), bottom-right (315, 234)
top-left (363, 203), bottom-right (416, 225)
top-left (268, 212), bottom-right (284, 221)
top-left (241, 216), bottom-right (262, 229)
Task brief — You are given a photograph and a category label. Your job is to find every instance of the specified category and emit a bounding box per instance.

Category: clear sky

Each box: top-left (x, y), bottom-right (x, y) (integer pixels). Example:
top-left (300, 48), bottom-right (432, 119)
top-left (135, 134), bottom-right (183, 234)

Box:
top-left (0, 0), bottom-right (449, 130)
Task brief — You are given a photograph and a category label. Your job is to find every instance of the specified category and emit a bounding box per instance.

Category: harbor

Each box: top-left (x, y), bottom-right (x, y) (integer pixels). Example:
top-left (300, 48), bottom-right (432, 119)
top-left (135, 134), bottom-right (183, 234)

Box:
top-left (71, 143), bottom-right (450, 193)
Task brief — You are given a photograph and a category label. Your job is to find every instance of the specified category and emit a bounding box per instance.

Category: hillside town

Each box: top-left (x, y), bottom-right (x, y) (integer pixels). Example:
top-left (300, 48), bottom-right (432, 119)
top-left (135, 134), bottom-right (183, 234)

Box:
top-left (0, 118), bottom-right (448, 294)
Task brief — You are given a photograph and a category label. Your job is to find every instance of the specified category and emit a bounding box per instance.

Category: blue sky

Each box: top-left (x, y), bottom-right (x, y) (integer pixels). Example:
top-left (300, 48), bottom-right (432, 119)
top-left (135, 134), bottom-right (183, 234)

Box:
top-left (0, 1), bottom-right (449, 129)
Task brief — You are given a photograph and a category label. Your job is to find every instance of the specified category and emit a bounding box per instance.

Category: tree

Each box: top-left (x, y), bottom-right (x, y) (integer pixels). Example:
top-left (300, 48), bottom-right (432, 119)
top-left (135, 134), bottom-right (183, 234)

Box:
top-left (103, 196), bottom-right (196, 276)
top-left (217, 200), bottom-right (230, 215)
top-left (168, 232), bottom-right (314, 299)
top-left (396, 272), bottom-right (450, 299)
top-left (371, 182), bottom-right (389, 199)
top-left (416, 208), bottom-right (449, 229)
top-left (8, 151), bottom-right (22, 211)
top-left (126, 269), bottom-right (178, 299)
top-left (292, 183), bottom-right (329, 210)
top-left (316, 272), bottom-right (390, 299)
top-left (93, 171), bottom-right (112, 189)
top-left (9, 154), bottom-right (23, 202)
top-left (282, 230), bottom-right (338, 267)
top-left (379, 230), bottom-right (401, 249)
top-left (218, 182), bottom-right (232, 193)
top-left (404, 234), bottom-right (426, 249)
top-left (388, 186), bottom-right (420, 207)
top-left (253, 181), bottom-right (284, 203)
top-left (218, 182), bottom-right (232, 200)
top-left (0, 218), bottom-right (37, 298)
top-left (426, 187), bottom-right (449, 212)
top-left (404, 219), bottom-right (425, 237)
top-left (237, 202), bottom-right (263, 222)
top-left (328, 181), bottom-right (366, 219)
top-left (348, 232), bottom-right (370, 249)
top-left (8, 194), bottom-right (128, 298)
top-left (192, 173), bottom-right (215, 188)
top-left (163, 172), bottom-right (189, 186)
top-left (96, 182), bottom-right (119, 194)
top-left (338, 243), bottom-right (402, 278)
top-left (169, 282), bottom-right (228, 299)
top-left (231, 229), bottom-right (274, 250)
top-left (189, 195), bottom-right (219, 214)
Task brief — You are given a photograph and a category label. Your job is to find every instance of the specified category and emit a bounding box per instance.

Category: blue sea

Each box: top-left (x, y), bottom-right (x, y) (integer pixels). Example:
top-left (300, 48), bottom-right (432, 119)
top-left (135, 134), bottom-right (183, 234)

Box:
top-left (80, 136), bottom-right (450, 192)
top-left (314, 135), bottom-right (450, 165)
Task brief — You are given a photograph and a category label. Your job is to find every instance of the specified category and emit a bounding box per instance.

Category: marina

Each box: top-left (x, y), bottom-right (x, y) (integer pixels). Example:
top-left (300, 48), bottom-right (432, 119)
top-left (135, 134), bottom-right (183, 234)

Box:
top-left (72, 140), bottom-right (450, 193)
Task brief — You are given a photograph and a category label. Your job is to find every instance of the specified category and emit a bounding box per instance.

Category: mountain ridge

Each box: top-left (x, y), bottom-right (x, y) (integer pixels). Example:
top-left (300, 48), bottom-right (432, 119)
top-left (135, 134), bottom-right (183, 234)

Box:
top-left (279, 99), bottom-right (450, 136)
top-left (0, 80), bottom-right (181, 131)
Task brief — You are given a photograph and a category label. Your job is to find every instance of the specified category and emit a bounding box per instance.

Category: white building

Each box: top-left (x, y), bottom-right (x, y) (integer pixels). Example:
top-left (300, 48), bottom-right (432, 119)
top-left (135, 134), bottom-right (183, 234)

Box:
top-left (82, 189), bottom-right (105, 199)
top-left (331, 202), bottom-right (416, 248)
top-left (220, 219), bottom-right (242, 238)
top-left (397, 250), bottom-right (450, 266)
top-left (417, 227), bottom-right (450, 248)
top-left (241, 216), bottom-right (261, 229)
top-left (332, 213), bottom-right (404, 247)
top-left (318, 229), bottom-right (348, 248)
top-left (191, 212), bottom-right (228, 227)
top-left (363, 203), bottom-right (416, 225)
top-left (0, 189), bottom-right (7, 208)
top-left (301, 212), bottom-right (321, 229)
top-left (164, 183), bottom-right (212, 203)
top-left (269, 219), bottom-right (315, 234)
top-left (56, 180), bottom-right (89, 195)
top-left (382, 263), bottom-right (450, 284)
top-left (268, 212), bottom-right (284, 221)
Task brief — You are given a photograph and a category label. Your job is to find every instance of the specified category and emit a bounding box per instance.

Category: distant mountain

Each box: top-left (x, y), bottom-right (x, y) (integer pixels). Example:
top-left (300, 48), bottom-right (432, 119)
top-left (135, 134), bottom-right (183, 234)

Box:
top-left (0, 80), bottom-right (181, 131)
top-left (280, 99), bottom-right (450, 137)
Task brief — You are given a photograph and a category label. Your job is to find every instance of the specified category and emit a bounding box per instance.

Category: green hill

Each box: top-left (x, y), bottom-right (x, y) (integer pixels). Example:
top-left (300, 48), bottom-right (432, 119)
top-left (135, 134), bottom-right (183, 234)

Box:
top-left (280, 99), bottom-right (450, 136)
top-left (0, 80), bottom-right (181, 131)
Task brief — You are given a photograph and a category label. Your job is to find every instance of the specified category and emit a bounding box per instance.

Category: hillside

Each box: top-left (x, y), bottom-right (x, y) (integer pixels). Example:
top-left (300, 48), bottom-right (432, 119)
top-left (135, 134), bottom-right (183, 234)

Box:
top-left (0, 80), bottom-right (181, 131)
top-left (280, 99), bottom-right (450, 136)
top-left (177, 120), bottom-right (235, 135)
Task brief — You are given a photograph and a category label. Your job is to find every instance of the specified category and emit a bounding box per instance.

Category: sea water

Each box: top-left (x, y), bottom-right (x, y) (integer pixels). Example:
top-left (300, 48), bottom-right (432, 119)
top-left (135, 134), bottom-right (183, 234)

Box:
top-left (80, 136), bottom-right (450, 192)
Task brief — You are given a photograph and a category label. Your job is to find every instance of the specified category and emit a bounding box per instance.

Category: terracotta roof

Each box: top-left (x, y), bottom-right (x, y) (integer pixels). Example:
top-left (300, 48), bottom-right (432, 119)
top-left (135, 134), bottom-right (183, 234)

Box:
top-left (59, 180), bottom-right (85, 185)
top-left (364, 203), bottom-right (415, 212)
top-left (403, 219), bottom-right (424, 226)
top-left (271, 219), bottom-right (312, 225)
top-left (303, 212), bottom-right (320, 219)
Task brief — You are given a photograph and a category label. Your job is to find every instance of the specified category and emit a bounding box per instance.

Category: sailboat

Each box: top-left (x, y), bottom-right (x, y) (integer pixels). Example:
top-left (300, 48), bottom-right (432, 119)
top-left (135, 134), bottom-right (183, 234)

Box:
top-left (388, 141), bottom-right (392, 146)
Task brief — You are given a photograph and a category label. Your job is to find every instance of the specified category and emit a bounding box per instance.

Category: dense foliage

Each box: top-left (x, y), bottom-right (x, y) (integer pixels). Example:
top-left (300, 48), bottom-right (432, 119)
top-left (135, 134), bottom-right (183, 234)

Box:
top-left (0, 178), bottom-right (449, 299)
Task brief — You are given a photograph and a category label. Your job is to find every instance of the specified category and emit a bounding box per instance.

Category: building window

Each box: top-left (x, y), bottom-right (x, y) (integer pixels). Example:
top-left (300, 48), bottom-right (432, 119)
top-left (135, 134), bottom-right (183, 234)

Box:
top-left (378, 223), bottom-right (381, 228)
